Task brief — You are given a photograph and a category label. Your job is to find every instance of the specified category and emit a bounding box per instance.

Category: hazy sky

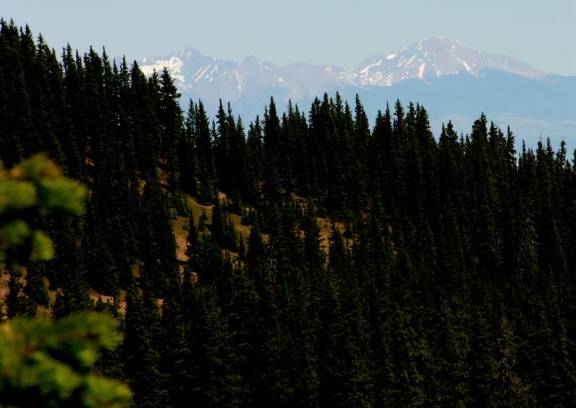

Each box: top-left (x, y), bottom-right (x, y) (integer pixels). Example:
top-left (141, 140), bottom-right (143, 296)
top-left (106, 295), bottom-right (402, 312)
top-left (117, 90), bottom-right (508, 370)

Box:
top-left (2, 0), bottom-right (575, 74)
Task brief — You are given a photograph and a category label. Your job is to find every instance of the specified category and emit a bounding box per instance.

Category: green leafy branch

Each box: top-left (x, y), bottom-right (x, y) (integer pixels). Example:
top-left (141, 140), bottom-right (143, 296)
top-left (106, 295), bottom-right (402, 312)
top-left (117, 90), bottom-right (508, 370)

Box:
top-left (0, 156), bottom-right (131, 407)
top-left (0, 155), bottom-right (86, 265)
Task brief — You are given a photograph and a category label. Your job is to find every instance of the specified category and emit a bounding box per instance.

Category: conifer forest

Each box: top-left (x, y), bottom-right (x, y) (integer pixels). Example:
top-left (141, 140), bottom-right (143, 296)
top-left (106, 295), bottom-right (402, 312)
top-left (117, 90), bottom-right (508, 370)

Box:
top-left (3, 21), bottom-right (576, 407)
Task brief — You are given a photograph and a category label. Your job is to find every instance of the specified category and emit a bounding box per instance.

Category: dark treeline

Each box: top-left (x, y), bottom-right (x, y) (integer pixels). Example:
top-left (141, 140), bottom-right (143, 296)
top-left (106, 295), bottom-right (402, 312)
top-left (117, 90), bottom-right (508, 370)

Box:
top-left (2, 20), bottom-right (576, 407)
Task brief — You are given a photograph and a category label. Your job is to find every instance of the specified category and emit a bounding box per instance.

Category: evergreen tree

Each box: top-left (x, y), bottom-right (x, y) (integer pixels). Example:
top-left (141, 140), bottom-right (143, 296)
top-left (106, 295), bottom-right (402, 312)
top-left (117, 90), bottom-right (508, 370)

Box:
top-left (123, 286), bottom-right (167, 408)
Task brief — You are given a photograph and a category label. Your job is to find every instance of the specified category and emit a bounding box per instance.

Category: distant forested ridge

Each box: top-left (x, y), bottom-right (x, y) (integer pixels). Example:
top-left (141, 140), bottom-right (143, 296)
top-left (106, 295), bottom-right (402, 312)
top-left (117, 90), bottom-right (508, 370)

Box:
top-left (2, 20), bottom-right (576, 407)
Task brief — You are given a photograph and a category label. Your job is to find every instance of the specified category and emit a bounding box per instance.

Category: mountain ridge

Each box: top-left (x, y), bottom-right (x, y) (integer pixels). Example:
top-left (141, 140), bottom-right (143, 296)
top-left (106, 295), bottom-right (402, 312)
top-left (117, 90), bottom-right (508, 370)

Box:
top-left (140, 37), bottom-right (553, 93)
top-left (139, 37), bottom-right (576, 147)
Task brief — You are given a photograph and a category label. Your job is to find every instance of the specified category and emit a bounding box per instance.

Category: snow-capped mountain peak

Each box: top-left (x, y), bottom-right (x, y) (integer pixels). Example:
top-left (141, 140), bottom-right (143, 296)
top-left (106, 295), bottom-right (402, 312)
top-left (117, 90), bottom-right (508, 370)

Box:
top-left (140, 38), bottom-right (549, 94)
top-left (352, 37), bottom-right (546, 86)
top-left (140, 38), bottom-right (549, 97)
top-left (138, 38), bottom-right (553, 120)
top-left (140, 48), bottom-right (350, 105)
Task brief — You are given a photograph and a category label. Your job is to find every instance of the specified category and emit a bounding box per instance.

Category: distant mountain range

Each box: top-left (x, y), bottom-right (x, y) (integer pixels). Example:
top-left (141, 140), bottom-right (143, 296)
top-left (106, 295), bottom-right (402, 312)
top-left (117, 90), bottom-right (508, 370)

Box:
top-left (140, 37), bottom-right (576, 147)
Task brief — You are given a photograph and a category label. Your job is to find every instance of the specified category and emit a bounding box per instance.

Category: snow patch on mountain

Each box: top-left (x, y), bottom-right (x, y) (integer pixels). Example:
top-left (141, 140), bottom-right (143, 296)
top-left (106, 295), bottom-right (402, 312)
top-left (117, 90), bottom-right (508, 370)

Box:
top-left (140, 56), bottom-right (186, 84)
top-left (352, 37), bottom-right (547, 86)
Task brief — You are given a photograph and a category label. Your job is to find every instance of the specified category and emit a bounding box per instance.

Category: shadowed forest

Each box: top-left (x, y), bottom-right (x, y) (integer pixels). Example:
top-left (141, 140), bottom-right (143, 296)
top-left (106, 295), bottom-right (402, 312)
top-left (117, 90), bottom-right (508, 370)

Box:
top-left (2, 21), bottom-right (576, 407)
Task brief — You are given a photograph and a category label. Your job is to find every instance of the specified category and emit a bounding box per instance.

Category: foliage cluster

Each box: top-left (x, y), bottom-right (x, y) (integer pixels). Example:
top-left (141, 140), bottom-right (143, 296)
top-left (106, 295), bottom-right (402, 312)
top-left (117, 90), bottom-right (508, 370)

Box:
top-left (0, 153), bottom-right (130, 407)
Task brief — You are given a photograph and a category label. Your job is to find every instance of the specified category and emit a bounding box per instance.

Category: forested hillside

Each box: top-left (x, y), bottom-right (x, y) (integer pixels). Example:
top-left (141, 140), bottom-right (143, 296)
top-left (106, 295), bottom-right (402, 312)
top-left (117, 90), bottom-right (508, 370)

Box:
top-left (2, 20), bottom-right (576, 407)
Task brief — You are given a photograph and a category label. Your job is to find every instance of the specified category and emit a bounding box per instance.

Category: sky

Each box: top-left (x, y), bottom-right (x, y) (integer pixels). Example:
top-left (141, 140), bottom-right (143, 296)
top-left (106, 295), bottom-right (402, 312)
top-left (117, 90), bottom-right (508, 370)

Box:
top-left (2, 0), bottom-right (576, 75)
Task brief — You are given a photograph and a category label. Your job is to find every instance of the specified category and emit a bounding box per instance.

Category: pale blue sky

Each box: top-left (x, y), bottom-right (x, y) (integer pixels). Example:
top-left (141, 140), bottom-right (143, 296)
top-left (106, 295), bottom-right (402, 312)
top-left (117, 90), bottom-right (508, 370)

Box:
top-left (2, 0), bottom-right (575, 74)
